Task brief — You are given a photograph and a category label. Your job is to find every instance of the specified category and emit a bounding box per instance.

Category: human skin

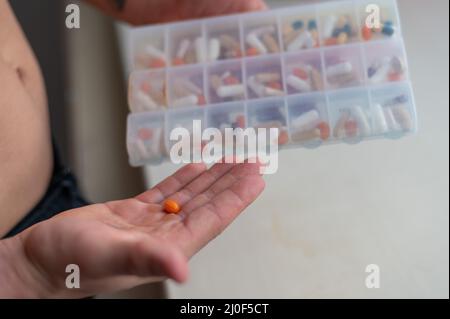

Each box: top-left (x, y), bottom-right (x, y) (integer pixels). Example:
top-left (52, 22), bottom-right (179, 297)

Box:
top-left (0, 161), bottom-right (265, 298)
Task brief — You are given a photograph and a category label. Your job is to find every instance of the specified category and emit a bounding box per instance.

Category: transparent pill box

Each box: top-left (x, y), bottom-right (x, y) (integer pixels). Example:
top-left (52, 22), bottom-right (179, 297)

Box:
top-left (126, 0), bottom-right (417, 166)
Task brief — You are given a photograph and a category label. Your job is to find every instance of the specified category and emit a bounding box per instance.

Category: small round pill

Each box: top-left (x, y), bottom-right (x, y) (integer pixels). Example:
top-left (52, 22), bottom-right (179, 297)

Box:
top-left (163, 199), bottom-right (181, 214)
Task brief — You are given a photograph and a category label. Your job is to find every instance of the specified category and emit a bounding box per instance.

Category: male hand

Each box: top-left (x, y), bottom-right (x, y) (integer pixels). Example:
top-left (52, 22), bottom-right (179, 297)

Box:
top-left (0, 161), bottom-right (264, 298)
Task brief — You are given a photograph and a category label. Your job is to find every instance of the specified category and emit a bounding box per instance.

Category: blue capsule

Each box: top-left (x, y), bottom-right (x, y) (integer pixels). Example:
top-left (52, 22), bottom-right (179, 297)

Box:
top-left (292, 20), bottom-right (304, 30)
top-left (308, 19), bottom-right (317, 30)
top-left (382, 21), bottom-right (395, 36)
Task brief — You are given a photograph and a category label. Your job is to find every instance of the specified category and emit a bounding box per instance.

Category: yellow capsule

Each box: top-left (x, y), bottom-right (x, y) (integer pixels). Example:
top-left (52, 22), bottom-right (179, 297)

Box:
top-left (163, 199), bottom-right (181, 214)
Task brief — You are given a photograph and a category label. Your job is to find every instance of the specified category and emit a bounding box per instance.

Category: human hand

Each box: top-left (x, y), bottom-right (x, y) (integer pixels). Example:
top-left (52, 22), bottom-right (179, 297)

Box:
top-left (87, 0), bottom-right (267, 25)
top-left (0, 161), bottom-right (264, 298)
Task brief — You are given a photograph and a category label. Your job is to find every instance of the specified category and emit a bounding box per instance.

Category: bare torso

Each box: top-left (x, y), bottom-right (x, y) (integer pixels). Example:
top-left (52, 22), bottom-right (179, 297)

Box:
top-left (0, 1), bottom-right (53, 236)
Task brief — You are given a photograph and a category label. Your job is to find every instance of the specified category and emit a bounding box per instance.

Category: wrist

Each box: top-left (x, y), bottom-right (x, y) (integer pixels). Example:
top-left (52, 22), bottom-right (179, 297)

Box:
top-left (0, 235), bottom-right (55, 298)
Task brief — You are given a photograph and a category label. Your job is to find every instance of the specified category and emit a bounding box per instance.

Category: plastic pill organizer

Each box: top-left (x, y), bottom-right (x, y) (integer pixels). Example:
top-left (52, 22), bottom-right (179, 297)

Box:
top-left (126, 0), bottom-right (417, 166)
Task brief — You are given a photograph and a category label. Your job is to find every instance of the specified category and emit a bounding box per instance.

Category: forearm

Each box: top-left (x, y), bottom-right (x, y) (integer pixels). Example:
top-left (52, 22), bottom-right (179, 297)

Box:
top-left (0, 236), bottom-right (51, 298)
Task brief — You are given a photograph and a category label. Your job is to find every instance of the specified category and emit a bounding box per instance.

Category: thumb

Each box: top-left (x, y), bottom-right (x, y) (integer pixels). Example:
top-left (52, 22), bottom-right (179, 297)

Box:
top-left (126, 237), bottom-right (189, 283)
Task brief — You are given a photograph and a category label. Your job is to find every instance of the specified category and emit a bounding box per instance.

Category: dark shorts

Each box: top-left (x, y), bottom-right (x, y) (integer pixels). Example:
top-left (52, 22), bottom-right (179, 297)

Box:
top-left (4, 145), bottom-right (89, 238)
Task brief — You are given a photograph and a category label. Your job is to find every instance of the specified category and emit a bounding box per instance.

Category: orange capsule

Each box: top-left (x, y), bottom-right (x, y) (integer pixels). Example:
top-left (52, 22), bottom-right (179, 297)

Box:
top-left (267, 81), bottom-right (282, 90)
top-left (278, 130), bottom-right (290, 145)
top-left (223, 75), bottom-right (240, 85)
top-left (324, 38), bottom-right (338, 46)
top-left (163, 199), bottom-right (181, 214)
top-left (150, 58), bottom-right (166, 69)
top-left (362, 26), bottom-right (373, 41)
top-left (197, 94), bottom-right (207, 106)
top-left (246, 47), bottom-right (260, 56)
top-left (172, 57), bottom-right (185, 66)
top-left (317, 122), bottom-right (330, 140)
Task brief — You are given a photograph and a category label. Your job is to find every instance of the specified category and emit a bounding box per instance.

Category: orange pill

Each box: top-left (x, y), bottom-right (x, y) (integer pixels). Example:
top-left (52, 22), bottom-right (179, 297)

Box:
top-left (246, 47), bottom-right (260, 56)
top-left (344, 119), bottom-right (358, 137)
top-left (163, 199), bottom-right (181, 214)
top-left (150, 58), bottom-right (166, 69)
top-left (172, 57), bottom-right (185, 66)
top-left (362, 26), bottom-right (373, 41)
top-left (316, 122), bottom-right (330, 140)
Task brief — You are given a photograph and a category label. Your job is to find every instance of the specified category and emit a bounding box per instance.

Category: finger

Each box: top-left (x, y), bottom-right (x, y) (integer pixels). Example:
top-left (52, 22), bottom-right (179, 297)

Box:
top-left (182, 0), bottom-right (268, 20)
top-left (181, 160), bottom-right (263, 214)
top-left (164, 162), bottom-right (237, 208)
top-left (126, 236), bottom-right (189, 283)
top-left (136, 163), bottom-right (207, 204)
top-left (182, 170), bottom-right (265, 256)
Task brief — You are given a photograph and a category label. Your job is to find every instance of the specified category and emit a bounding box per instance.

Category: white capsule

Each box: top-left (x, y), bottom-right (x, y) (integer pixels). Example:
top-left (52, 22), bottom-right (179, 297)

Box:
top-left (181, 79), bottom-right (203, 95)
top-left (134, 139), bottom-right (150, 160)
top-left (287, 75), bottom-right (312, 92)
top-left (326, 62), bottom-right (353, 78)
top-left (264, 86), bottom-right (284, 97)
top-left (148, 128), bottom-right (163, 157)
top-left (195, 37), bottom-right (206, 62)
top-left (323, 15), bottom-right (338, 39)
top-left (252, 25), bottom-right (276, 37)
top-left (291, 109), bottom-right (321, 133)
top-left (246, 33), bottom-right (268, 54)
top-left (391, 104), bottom-right (413, 131)
top-left (176, 39), bottom-right (191, 59)
top-left (352, 106), bottom-right (371, 136)
top-left (145, 45), bottom-right (167, 63)
top-left (372, 104), bottom-right (389, 134)
top-left (383, 107), bottom-right (401, 131)
top-left (369, 57), bottom-right (392, 83)
top-left (173, 94), bottom-right (199, 108)
top-left (248, 76), bottom-right (266, 97)
top-left (133, 90), bottom-right (158, 112)
top-left (208, 38), bottom-right (221, 62)
top-left (287, 31), bottom-right (314, 51)
top-left (217, 84), bottom-right (245, 98)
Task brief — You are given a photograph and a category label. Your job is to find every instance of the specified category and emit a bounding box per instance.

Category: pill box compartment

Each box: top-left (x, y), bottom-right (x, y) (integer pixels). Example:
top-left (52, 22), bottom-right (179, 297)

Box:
top-left (166, 107), bottom-right (205, 161)
top-left (205, 102), bottom-right (247, 157)
top-left (132, 25), bottom-right (167, 70)
top-left (323, 44), bottom-right (365, 90)
top-left (245, 55), bottom-right (285, 99)
top-left (127, 111), bottom-right (166, 166)
top-left (168, 21), bottom-right (205, 66)
top-left (167, 65), bottom-right (206, 108)
top-left (247, 97), bottom-right (289, 146)
top-left (243, 12), bottom-right (281, 57)
top-left (369, 82), bottom-right (416, 139)
top-left (328, 88), bottom-right (372, 143)
top-left (284, 50), bottom-right (324, 95)
top-left (287, 93), bottom-right (329, 148)
top-left (128, 69), bottom-right (167, 113)
top-left (205, 16), bottom-right (243, 62)
top-left (207, 60), bottom-right (246, 104)
top-left (318, 0), bottom-right (360, 47)
top-left (363, 39), bottom-right (407, 85)
top-left (279, 5), bottom-right (320, 52)
top-left (358, 0), bottom-right (400, 41)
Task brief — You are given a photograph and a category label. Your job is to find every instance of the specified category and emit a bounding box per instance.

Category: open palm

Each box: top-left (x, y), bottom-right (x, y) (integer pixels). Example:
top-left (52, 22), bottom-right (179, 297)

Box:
top-left (17, 161), bottom-right (265, 297)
